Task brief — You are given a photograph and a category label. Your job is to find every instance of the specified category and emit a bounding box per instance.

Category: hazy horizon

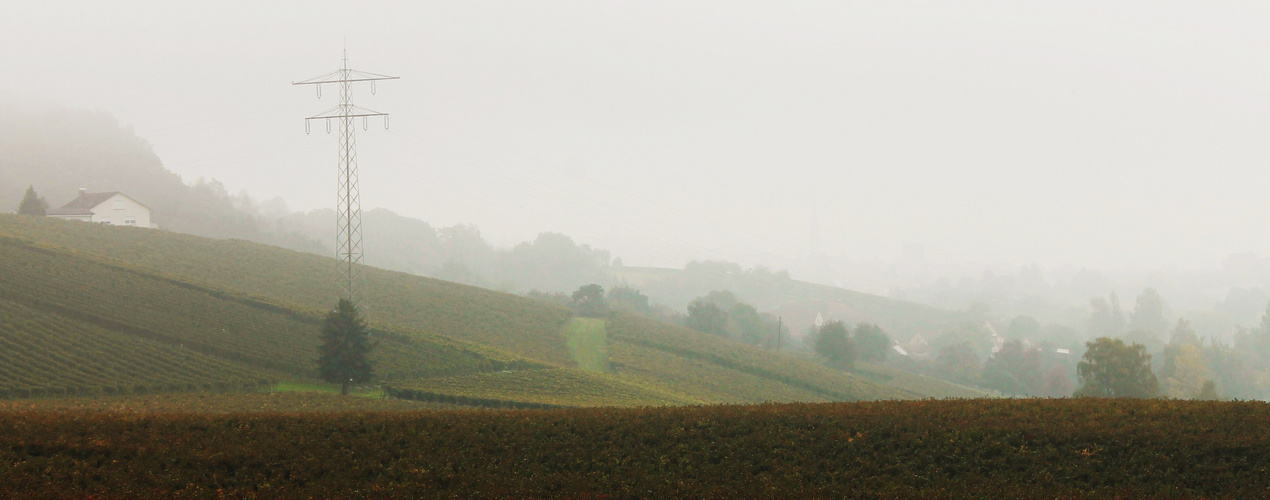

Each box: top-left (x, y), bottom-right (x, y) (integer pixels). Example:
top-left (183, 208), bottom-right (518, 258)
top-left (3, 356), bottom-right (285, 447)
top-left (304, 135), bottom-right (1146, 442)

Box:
top-left (6, 1), bottom-right (1270, 278)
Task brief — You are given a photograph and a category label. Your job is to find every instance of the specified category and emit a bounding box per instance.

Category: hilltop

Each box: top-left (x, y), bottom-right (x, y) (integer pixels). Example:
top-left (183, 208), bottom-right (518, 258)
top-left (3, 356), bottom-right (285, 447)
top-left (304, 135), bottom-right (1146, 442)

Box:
top-left (0, 103), bottom-right (323, 252)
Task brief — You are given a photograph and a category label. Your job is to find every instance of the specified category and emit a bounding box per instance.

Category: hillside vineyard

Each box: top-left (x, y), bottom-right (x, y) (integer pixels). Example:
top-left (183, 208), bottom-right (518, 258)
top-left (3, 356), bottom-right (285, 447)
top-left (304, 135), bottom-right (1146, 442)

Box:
top-left (0, 216), bottom-right (979, 404)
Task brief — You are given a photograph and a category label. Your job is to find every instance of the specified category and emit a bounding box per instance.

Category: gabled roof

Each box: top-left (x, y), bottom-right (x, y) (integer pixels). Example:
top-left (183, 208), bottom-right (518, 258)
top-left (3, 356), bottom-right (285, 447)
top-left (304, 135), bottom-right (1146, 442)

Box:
top-left (47, 192), bottom-right (149, 216)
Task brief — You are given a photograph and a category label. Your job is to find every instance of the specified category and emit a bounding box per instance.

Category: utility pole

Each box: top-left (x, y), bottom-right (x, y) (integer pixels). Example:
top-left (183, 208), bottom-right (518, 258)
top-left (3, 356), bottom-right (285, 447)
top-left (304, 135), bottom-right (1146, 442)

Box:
top-left (293, 51), bottom-right (397, 312)
top-left (776, 316), bottom-right (783, 352)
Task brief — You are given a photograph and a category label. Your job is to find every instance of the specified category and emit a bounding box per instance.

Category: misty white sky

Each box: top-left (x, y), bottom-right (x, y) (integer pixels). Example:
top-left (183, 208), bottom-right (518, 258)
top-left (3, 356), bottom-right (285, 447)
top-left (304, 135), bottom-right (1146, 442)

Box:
top-left (5, 1), bottom-right (1270, 274)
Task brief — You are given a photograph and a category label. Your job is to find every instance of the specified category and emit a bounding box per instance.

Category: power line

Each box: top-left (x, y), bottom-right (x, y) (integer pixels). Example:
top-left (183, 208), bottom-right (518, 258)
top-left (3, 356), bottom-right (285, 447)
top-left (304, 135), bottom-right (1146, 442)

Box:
top-left (294, 50), bottom-right (398, 313)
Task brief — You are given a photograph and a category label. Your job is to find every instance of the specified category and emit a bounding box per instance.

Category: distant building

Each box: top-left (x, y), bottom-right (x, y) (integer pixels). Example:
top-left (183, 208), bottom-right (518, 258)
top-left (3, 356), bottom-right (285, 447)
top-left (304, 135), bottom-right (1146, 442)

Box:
top-left (985, 322), bottom-right (1005, 354)
top-left (900, 332), bottom-right (933, 360)
top-left (47, 188), bottom-right (153, 228)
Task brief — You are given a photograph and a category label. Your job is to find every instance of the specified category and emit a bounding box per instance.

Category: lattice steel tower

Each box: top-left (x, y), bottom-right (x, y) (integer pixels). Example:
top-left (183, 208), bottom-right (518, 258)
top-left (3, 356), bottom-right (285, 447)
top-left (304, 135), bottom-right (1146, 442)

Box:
top-left (293, 51), bottom-right (397, 310)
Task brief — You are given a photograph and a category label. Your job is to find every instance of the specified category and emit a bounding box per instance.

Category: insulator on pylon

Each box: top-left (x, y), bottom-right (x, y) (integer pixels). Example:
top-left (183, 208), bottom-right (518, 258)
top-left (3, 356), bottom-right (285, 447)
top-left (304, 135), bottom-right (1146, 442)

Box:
top-left (384, 115), bottom-right (390, 130)
top-left (326, 118), bottom-right (332, 134)
top-left (305, 120), bottom-right (311, 135)
top-left (317, 84), bottom-right (322, 99)
top-left (363, 117), bottom-right (368, 131)
top-left (371, 81), bottom-right (376, 95)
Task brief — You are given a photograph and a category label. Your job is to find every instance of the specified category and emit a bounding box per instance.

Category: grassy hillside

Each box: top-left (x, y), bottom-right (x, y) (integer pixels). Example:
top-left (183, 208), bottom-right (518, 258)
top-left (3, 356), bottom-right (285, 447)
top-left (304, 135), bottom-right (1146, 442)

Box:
top-left (0, 215), bottom-right (575, 366)
top-left (609, 341), bottom-right (834, 403)
top-left (853, 361), bottom-right (990, 399)
top-left (0, 216), bottom-right (965, 405)
top-left (386, 368), bottom-right (699, 408)
top-left (563, 318), bottom-right (609, 372)
top-left (0, 232), bottom-right (537, 398)
top-left (388, 314), bottom-right (943, 407)
top-left (4, 399), bottom-right (1269, 497)
top-left (607, 312), bottom-right (911, 401)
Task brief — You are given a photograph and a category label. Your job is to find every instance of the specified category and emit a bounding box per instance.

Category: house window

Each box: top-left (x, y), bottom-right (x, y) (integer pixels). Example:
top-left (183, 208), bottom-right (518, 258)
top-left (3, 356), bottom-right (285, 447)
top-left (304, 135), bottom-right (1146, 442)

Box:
top-left (99, 217), bottom-right (112, 225)
top-left (124, 217), bottom-right (137, 226)
top-left (113, 199), bottom-right (124, 210)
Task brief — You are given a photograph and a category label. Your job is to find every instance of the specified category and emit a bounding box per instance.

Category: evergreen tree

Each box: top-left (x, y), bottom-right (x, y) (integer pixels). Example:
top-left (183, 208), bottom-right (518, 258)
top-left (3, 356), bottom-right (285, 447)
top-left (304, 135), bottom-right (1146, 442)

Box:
top-left (16, 185), bottom-right (47, 216)
top-left (317, 298), bottom-right (374, 395)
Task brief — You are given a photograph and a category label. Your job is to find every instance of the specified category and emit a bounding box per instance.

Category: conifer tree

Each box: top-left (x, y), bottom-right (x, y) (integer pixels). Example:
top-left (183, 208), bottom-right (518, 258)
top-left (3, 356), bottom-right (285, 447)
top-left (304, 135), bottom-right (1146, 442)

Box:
top-left (17, 185), bottom-right (47, 216)
top-left (317, 298), bottom-right (374, 395)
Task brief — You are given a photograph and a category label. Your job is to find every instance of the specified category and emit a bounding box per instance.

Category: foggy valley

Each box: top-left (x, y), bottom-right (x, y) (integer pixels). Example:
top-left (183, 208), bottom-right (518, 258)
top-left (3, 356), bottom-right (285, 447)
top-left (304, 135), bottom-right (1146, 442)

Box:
top-left (3, 2), bottom-right (1270, 497)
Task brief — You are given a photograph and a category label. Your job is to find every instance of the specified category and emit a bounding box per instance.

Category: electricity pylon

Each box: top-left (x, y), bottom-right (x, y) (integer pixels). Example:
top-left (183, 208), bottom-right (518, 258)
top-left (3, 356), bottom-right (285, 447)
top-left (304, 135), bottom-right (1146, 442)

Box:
top-left (293, 51), bottom-right (397, 311)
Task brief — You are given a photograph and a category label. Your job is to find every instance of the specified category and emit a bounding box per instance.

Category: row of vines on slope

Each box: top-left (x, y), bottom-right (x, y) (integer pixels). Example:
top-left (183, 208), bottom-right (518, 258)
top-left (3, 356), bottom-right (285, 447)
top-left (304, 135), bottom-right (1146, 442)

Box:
top-left (607, 341), bottom-right (831, 404)
top-left (0, 300), bottom-right (270, 398)
top-left (386, 368), bottom-right (699, 408)
top-left (0, 236), bottom-right (523, 384)
top-left (606, 312), bottom-right (907, 401)
top-left (0, 217), bottom-right (576, 366)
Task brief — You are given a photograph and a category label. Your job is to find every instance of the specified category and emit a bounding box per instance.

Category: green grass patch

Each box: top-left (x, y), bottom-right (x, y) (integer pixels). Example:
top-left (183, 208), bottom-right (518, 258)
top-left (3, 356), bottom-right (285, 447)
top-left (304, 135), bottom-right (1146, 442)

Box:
top-left (268, 381), bottom-right (384, 398)
top-left (386, 368), bottom-right (698, 407)
top-left (854, 362), bottom-right (991, 399)
top-left (564, 317), bottom-right (610, 372)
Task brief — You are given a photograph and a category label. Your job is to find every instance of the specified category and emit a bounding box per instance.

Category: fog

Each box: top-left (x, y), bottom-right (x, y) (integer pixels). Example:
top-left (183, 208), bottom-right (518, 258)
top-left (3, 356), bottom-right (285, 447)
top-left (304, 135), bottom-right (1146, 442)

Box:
top-left (5, 2), bottom-right (1270, 309)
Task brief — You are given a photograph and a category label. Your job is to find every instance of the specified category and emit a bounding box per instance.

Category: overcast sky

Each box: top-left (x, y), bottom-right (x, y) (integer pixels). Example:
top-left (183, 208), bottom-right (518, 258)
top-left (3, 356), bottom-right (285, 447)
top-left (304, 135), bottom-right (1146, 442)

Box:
top-left (5, 1), bottom-right (1270, 273)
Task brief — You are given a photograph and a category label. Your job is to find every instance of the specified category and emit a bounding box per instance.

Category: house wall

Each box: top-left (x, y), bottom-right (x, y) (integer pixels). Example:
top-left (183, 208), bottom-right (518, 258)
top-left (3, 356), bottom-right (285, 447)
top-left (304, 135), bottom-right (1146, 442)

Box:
top-left (89, 194), bottom-right (151, 228)
top-left (48, 214), bottom-right (93, 222)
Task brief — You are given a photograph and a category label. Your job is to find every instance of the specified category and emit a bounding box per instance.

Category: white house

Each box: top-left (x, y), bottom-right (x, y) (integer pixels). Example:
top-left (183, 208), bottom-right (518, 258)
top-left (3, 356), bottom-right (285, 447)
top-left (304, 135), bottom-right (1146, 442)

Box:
top-left (47, 189), bottom-right (153, 228)
top-left (899, 332), bottom-right (934, 360)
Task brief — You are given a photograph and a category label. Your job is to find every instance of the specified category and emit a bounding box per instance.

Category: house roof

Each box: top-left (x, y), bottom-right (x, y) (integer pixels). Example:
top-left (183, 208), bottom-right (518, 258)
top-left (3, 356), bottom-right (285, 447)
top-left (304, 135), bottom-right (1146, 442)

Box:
top-left (47, 192), bottom-right (149, 216)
